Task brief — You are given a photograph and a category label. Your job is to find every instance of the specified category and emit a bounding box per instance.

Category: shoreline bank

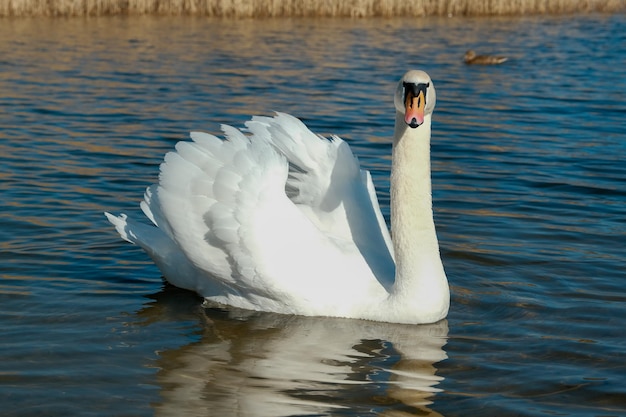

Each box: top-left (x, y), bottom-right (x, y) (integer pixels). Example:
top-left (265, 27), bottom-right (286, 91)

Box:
top-left (2, 0), bottom-right (624, 18)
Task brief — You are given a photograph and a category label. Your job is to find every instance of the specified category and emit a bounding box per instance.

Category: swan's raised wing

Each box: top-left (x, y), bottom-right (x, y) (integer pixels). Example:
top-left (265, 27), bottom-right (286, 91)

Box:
top-left (246, 113), bottom-right (356, 239)
top-left (246, 113), bottom-right (395, 286)
top-left (149, 121), bottom-right (389, 314)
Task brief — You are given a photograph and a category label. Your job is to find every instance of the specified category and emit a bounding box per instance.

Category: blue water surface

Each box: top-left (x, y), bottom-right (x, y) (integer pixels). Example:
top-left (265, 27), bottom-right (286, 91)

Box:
top-left (0, 14), bottom-right (625, 417)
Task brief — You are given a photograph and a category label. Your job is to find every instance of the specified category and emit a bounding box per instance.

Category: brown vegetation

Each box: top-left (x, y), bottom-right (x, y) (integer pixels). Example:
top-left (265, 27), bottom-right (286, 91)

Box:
top-left (1, 0), bottom-right (624, 17)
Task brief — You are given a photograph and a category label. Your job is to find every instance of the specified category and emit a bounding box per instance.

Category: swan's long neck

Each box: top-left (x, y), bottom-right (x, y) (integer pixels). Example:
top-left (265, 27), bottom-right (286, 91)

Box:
top-left (389, 112), bottom-right (449, 319)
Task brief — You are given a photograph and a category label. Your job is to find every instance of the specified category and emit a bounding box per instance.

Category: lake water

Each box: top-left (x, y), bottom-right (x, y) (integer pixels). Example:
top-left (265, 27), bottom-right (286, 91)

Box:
top-left (1, 13), bottom-right (625, 417)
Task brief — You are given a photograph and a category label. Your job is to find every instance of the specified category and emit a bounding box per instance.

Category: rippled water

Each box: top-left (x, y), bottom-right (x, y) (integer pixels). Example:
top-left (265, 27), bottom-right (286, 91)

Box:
top-left (1, 14), bottom-right (625, 417)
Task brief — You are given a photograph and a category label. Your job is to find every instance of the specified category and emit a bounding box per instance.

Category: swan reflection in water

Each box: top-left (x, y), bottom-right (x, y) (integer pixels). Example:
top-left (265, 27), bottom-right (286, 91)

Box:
top-left (139, 288), bottom-right (449, 417)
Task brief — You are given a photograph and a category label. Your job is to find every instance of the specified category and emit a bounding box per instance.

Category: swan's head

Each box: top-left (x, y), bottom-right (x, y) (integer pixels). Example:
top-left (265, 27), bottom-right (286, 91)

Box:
top-left (394, 70), bottom-right (436, 129)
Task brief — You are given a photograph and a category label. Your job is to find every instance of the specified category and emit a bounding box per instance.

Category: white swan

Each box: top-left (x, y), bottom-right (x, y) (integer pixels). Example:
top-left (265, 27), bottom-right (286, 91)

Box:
top-left (105, 70), bottom-right (449, 324)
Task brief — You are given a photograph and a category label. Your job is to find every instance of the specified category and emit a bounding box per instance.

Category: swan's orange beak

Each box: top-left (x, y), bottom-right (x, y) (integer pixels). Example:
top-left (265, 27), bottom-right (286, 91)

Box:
top-left (404, 89), bottom-right (425, 128)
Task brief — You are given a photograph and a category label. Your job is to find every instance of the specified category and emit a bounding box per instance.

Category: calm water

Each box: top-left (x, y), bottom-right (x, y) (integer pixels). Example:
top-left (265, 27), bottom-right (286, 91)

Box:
top-left (1, 14), bottom-right (625, 417)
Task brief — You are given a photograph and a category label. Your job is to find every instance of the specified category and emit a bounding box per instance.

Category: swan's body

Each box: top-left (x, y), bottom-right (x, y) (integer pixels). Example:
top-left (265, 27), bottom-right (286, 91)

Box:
top-left (464, 49), bottom-right (508, 65)
top-left (106, 70), bottom-right (449, 324)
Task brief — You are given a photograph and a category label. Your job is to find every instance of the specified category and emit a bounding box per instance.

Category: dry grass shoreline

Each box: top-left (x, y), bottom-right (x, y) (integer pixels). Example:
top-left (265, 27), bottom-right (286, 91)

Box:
top-left (1, 0), bottom-right (624, 17)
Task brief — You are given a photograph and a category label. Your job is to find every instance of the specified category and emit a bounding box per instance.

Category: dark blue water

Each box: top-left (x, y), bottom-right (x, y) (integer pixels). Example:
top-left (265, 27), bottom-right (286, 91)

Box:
top-left (1, 14), bottom-right (625, 417)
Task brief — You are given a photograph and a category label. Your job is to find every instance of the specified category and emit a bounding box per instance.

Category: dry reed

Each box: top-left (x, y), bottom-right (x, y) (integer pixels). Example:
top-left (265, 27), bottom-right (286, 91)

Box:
top-left (1, 0), bottom-right (624, 17)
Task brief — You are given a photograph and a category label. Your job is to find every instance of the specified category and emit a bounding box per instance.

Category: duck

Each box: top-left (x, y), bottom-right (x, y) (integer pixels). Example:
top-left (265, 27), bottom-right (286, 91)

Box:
top-left (464, 49), bottom-right (508, 65)
top-left (105, 70), bottom-right (450, 324)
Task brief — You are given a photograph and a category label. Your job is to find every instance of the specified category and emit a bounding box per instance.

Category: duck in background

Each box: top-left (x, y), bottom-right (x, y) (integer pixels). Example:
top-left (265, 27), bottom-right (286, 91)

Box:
top-left (464, 49), bottom-right (508, 65)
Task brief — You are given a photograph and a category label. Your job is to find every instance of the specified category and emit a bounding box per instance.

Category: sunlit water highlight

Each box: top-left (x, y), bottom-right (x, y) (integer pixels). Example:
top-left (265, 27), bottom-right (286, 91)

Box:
top-left (1, 14), bottom-right (625, 417)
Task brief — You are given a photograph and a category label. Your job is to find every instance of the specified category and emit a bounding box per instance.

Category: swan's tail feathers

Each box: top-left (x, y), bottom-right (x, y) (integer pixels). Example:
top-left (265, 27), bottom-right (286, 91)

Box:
top-left (104, 211), bottom-right (179, 270)
top-left (104, 211), bottom-right (225, 295)
top-left (105, 212), bottom-right (134, 244)
top-left (105, 212), bottom-right (173, 260)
